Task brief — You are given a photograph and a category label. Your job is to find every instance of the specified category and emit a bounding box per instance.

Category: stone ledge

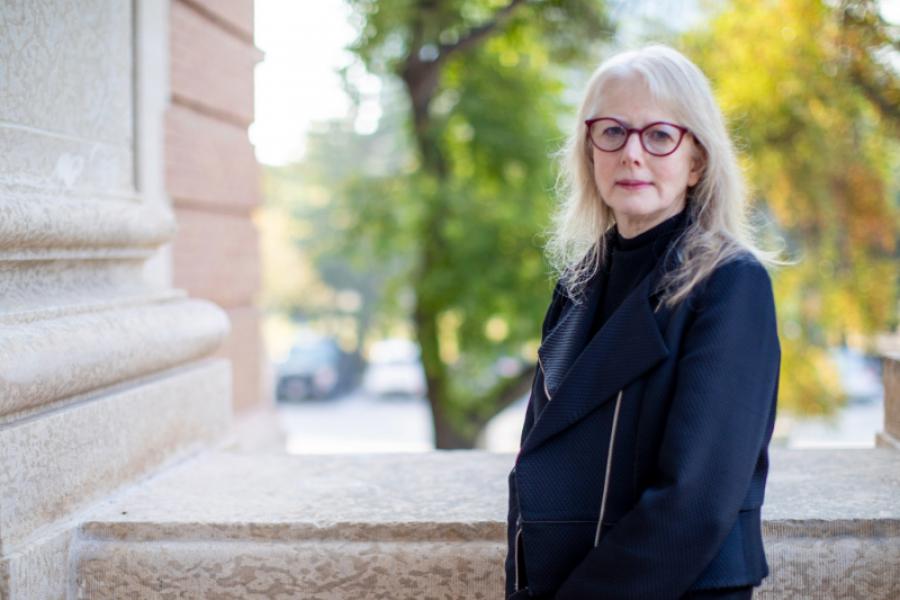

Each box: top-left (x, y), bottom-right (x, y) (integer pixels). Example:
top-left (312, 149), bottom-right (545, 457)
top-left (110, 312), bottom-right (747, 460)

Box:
top-left (0, 359), bottom-right (232, 554)
top-left (71, 449), bottom-right (900, 599)
top-left (76, 539), bottom-right (504, 600)
top-left (1, 528), bottom-right (73, 600)
top-left (762, 448), bottom-right (899, 520)
top-left (0, 191), bottom-right (175, 254)
top-left (80, 452), bottom-right (511, 540)
top-left (876, 431), bottom-right (900, 450)
top-left (0, 298), bottom-right (229, 419)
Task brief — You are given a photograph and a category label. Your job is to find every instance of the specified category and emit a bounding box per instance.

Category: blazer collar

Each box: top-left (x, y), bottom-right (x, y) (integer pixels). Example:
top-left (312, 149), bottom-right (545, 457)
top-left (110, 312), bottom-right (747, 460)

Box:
top-left (525, 223), bottom-right (684, 453)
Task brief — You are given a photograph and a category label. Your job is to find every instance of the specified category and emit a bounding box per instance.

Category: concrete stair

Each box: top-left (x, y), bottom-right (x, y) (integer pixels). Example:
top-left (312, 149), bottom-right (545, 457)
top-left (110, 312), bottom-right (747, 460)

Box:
top-left (69, 449), bottom-right (900, 599)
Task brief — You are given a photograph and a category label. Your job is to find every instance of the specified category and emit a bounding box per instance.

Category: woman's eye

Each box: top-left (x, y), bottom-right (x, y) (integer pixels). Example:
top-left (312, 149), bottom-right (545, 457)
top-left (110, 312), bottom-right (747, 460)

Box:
top-left (602, 126), bottom-right (625, 137)
top-left (648, 129), bottom-right (674, 141)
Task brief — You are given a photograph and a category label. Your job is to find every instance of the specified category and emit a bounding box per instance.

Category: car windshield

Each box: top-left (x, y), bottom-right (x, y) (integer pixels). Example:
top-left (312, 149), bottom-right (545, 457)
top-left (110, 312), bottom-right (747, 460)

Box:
top-left (287, 340), bottom-right (337, 368)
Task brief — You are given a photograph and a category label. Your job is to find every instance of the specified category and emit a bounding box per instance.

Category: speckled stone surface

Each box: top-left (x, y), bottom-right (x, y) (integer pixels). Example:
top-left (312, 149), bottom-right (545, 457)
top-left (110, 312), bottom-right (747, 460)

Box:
top-left (761, 533), bottom-right (899, 599)
top-left (81, 452), bottom-right (512, 541)
top-left (0, 360), bottom-right (231, 554)
top-left (0, 298), bottom-right (229, 420)
top-left (76, 452), bottom-right (512, 600)
top-left (0, 259), bottom-right (177, 322)
top-left (0, 529), bottom-right (72, 600)
top-left (757, 449), bottom-right (900, 598)
top-left (0, 0), bottom-right (133, 196)
top-left (0, 193), bottom-right (175, 256)
top-left (72, 449), bottom-right (900, 599)
top-left (0, 2), bottom-right (235, 598)
top-left (763, 448), bottom-right (900, 522)
top-left (0, 0), bottom-right (131, 142)
top-left (77, 540), bottom-right (505, 600)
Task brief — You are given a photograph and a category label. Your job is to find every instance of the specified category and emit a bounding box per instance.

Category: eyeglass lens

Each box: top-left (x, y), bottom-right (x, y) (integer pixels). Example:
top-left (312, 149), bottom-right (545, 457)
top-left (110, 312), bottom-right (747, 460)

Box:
top-left (589, 120), bottom-right (682, 156)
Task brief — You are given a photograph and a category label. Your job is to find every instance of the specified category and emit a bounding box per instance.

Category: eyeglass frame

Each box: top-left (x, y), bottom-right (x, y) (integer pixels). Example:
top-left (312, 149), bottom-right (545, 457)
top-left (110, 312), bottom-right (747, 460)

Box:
top-left (584, 117), bottom-right (691, 157)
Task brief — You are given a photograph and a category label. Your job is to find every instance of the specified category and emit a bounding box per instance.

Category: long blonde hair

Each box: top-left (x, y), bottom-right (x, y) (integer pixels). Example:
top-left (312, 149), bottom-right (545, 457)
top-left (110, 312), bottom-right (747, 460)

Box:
top-left (547, 44), bottom-right (782, 308)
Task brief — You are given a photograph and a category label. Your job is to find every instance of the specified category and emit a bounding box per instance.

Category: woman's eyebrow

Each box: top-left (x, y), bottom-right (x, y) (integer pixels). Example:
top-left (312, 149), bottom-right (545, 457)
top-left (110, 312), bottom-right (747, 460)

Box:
top-left (602, 115), bottom-right (642, 127)
top-left (604, 116), bottom-right (672, 128)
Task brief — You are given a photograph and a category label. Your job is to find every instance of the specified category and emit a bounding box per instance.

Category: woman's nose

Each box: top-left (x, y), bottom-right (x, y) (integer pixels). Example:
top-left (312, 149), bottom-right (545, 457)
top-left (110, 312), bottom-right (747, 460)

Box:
top-left (620, 132), bottom-right (645, 163)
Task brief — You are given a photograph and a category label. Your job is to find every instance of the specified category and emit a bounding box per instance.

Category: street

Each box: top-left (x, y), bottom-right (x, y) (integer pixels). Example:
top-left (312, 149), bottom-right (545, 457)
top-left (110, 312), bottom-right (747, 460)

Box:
top-left (276, 389), bottom-right (884, 453)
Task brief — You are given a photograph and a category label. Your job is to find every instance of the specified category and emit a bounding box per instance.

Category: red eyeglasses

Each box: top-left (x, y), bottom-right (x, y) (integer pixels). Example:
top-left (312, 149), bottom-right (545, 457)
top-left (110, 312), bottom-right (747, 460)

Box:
top-left (585, 117), bottom-right (690, 157)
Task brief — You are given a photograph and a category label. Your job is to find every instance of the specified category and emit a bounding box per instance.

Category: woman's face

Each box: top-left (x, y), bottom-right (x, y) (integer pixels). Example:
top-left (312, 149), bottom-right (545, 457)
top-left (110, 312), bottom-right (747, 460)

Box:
top-left (589, 75), bottom-right (703, 238)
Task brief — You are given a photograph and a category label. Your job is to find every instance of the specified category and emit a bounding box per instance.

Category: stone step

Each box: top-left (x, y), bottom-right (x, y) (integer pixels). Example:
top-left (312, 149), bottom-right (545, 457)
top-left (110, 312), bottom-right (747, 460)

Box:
top-left (69, 449), bottom-right (899, 599)
top-left (0, 360), bottom-right (232, 599)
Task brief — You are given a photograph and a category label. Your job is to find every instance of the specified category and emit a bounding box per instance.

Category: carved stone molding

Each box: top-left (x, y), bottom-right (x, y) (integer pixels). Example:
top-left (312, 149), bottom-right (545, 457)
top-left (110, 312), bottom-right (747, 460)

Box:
top-left (0, 298), bottom-right (229, 422)
top-left (0, 192), bottom-right (175, 257)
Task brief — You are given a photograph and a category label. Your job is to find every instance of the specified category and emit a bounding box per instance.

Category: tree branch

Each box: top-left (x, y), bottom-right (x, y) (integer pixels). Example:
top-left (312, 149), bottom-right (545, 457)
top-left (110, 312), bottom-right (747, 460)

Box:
top-left (851, 71), bottom-right (900, 124)
top-left (437, 0), bottom-right (528, 63)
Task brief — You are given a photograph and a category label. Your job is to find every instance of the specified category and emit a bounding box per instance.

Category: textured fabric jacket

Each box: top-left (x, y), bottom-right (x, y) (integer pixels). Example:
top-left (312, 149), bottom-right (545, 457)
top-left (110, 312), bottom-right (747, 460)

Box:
top-left (505, 233), bottom-right (781, 600)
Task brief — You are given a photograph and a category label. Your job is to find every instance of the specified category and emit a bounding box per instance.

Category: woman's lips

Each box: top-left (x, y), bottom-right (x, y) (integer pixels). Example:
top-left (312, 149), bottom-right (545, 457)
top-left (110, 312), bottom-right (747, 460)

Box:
top-left (616, 180), bottom-right (651, 189)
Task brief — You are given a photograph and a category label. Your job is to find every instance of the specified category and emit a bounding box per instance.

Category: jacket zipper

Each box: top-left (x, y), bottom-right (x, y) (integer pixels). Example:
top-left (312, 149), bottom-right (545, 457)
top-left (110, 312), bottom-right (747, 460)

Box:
top-left (594, 388), bottom-right (624, 546)
top-left (537, 354), bottom-right (552, 401)
top-left (514, 515), bottom-right (524, 591)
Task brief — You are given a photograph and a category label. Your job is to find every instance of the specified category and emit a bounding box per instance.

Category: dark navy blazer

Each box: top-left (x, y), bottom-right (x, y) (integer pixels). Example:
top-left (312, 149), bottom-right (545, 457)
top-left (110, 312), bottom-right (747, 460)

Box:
top-left (505, 235), bottom-right (781, 600)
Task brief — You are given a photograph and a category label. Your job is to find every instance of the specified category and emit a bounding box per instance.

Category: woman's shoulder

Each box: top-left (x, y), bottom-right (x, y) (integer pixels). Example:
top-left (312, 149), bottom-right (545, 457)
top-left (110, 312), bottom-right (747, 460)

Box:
top-left (689, 249), bottom-right (775, 313)
top-left (712, 249), bottom-right (771, 282)
top-left (712, 248), bottom-right (769, 278)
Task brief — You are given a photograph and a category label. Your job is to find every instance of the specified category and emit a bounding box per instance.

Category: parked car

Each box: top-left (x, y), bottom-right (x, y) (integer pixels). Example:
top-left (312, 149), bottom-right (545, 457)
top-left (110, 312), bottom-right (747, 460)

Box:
top-left (362, 338), bottom-right (427, 399)
top-left (276, 335), bottom-right (345, 402)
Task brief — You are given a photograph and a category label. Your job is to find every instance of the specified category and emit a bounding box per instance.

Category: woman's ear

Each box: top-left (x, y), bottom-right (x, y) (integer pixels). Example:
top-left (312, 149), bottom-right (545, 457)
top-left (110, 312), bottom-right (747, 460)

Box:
top-left (687, 146), bottom-right (706, 187)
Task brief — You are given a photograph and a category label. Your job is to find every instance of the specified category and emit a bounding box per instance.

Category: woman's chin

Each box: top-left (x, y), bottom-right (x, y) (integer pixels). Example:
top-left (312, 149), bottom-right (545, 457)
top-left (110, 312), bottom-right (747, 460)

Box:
top-left (609, 197), bottom-right (663, 219)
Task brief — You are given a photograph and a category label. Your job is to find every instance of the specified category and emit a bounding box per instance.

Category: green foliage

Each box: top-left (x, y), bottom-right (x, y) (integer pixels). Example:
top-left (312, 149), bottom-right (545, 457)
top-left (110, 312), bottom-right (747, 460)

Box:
top-left (264, 0), bottom-right (897, 446)
top-left (340, 0), bottom-right (613, 446)
top-left (683, 0), bottom-right (899, 414)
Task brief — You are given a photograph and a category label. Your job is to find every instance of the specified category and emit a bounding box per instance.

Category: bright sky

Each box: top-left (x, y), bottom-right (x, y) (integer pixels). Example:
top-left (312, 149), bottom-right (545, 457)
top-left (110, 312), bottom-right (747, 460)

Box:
top-left (251, 0), bottom-right (359, 166)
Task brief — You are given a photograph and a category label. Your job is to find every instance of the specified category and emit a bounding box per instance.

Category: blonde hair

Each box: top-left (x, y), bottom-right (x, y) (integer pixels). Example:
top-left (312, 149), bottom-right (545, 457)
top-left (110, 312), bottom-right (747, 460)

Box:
top-left (547, 44), bottom-right (782, 308)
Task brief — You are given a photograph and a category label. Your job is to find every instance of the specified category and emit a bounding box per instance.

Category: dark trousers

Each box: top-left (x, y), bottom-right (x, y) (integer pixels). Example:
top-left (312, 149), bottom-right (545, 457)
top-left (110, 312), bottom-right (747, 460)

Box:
top-left (680, 585), bottom-right (753, 599)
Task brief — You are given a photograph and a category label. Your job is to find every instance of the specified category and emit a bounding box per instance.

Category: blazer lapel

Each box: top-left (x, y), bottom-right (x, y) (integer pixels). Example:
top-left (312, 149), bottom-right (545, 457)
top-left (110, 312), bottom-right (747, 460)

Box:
top-left (536, 268), bottom-right (606, 400)
top-left (525, 261), bottom-right (670, 453)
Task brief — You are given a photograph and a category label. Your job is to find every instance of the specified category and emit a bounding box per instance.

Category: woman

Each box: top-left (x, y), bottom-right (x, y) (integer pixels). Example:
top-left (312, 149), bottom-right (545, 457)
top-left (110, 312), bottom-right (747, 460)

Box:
top-left (505, 45), bottom-right (782, 600)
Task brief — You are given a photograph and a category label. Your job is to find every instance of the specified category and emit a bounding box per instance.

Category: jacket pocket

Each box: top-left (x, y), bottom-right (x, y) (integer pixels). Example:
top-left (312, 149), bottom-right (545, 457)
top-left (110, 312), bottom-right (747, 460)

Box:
top-left (519, 520), bottom-right (598, 595)
top-left (691, 507), bottom-right (768, 590)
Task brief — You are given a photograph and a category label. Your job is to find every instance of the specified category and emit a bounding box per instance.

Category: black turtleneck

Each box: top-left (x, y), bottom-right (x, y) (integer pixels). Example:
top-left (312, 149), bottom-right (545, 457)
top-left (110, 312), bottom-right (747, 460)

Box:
top-left (589, 209), bottom-right (688, 337)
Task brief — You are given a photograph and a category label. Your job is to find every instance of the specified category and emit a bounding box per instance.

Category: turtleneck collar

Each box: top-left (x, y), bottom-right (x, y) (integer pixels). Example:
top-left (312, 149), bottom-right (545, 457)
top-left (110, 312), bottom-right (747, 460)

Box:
top-left (613, 208), bottom-right (688, 253)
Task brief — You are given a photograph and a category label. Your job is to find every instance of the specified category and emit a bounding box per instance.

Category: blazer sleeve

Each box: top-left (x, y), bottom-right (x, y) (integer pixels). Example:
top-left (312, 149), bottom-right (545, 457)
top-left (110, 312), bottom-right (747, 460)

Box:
top-left (555, 257), bottom-right (781, 600)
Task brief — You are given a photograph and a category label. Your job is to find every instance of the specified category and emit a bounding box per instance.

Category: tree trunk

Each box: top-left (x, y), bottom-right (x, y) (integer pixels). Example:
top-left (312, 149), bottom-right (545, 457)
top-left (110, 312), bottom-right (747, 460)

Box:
top-left (399, 1), bottom-right (528, 449)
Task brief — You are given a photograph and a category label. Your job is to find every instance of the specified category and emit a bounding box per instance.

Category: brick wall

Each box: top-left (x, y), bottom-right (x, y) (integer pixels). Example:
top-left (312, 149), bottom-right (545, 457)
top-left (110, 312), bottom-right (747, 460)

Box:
top-left (167, 0), bottom-right (265, 413)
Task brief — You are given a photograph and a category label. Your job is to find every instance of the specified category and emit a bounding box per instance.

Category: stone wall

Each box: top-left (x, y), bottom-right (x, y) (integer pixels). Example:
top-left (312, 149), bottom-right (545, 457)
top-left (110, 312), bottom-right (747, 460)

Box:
top-left (72, 450), bottom-right (900, 599)
top-left (0, 2), bottom-right (233, 597)
top-left (166, 0), bottom-right (266, 414)
top-left (876, 354), bottom-right (900, 449)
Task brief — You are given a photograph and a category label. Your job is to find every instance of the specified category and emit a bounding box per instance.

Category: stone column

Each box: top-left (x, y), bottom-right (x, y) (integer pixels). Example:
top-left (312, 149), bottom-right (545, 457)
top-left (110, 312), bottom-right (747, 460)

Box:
top-left (0, 2), bottom-right (232, 597)
top-left (876, 354), bottom-right (900, 449)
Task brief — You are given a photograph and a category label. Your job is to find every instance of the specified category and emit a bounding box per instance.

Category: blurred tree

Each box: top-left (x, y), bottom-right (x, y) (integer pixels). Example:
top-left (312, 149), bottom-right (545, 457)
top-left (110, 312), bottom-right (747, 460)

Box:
top-left (684, 0), bottom-right (899, 414)
top-left (342, 0), bottom-right (614, 447)
top-left (259, 117), bottom-right (397, 358)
